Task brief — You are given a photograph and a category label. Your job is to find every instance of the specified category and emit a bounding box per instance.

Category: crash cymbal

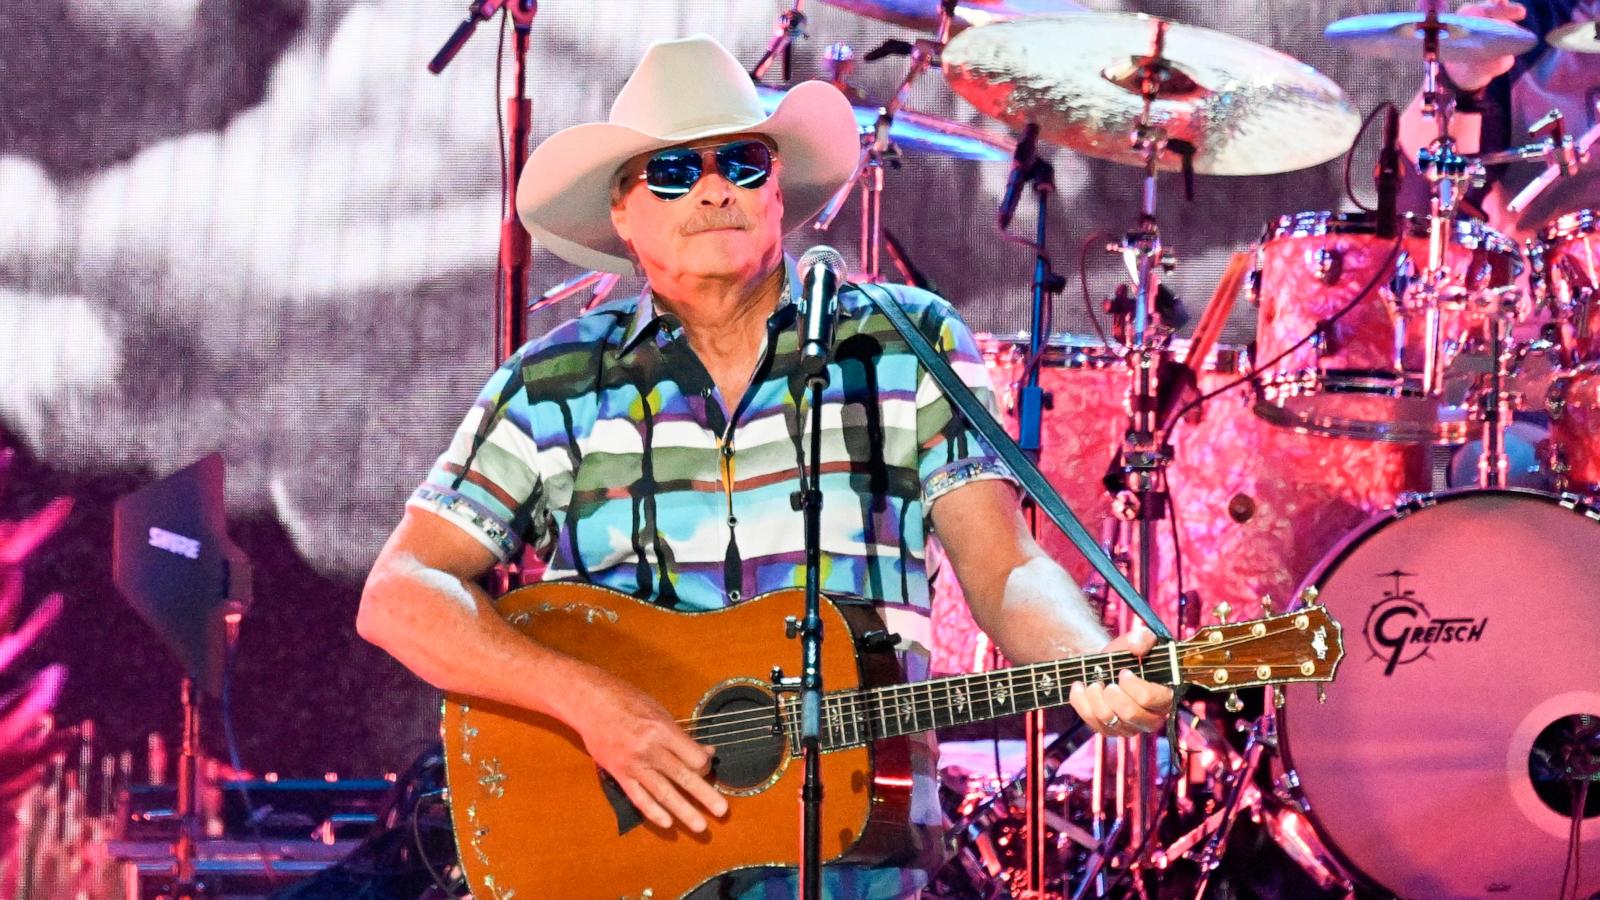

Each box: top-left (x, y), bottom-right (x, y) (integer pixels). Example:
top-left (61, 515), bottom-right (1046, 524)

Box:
top-left (1548, 18), bottom-right (1600, 54)
top-left (756, 83), bottom-right (1015, 162)
top-left (816, 0), bottom-right (1084, 33)
top-left (941, 12), bottom-right (1359, 176)
top-left (1324, 12), bottom-right (1537, 61)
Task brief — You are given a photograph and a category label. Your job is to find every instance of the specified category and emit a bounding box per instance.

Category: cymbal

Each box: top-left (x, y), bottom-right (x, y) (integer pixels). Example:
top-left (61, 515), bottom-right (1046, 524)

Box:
top-left (1547, 19), bottom-right (1600, 54)
top-left (1324, 12), bottom-right (1537, 61)
top-left (816, 0), bottom-right (1084, 33)
top-left (756, 83), bottom-right (1015, 162)
top-left (941, 13), bottom-right (1359, 176)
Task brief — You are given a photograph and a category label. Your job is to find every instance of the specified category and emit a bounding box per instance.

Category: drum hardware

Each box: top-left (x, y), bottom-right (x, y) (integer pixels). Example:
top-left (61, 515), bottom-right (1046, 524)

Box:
top-left (751, 0), bottom-right (807, 84)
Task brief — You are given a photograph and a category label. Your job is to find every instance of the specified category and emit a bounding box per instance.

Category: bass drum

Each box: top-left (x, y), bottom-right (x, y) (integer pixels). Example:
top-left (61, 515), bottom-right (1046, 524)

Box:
top-left (1280, 490), bottom-right (1600, 899)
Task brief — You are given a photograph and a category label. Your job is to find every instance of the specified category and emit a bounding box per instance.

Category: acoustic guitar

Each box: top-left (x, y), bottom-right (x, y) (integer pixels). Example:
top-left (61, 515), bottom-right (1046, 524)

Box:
top-left (442, 582), bottom-right (1343, 899)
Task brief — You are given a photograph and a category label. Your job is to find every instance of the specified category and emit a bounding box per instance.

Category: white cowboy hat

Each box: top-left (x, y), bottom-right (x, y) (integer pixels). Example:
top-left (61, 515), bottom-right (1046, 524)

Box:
top-left (516, 34), bottom-right (861, 275)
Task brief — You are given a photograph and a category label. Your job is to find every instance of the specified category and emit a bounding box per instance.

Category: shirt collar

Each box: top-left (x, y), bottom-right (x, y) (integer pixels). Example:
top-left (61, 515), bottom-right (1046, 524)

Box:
top-left (618, 254), bottom-right (860, 356)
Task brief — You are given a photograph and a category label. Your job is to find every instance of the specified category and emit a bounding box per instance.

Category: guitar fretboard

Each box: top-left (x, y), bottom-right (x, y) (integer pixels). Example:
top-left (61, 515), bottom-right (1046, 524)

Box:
top-left (782, 648), bottom-right (1179, 753)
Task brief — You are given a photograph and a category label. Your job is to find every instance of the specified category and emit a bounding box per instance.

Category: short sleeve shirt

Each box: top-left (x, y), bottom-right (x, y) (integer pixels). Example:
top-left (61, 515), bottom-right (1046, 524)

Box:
top-left (411, 261), bottom-right (1013, 613)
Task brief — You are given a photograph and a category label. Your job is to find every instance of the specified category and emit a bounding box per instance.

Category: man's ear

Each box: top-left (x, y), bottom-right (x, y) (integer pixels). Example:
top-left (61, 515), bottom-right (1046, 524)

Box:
top-left (609, 200), bottom-right (631, 246)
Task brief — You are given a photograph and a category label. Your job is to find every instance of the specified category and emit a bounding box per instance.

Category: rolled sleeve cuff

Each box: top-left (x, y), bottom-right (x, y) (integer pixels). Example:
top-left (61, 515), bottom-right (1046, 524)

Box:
top-left (922, 458), bottom-right (1018, 509)
top-left (407, 485), bottom-right (521, 562)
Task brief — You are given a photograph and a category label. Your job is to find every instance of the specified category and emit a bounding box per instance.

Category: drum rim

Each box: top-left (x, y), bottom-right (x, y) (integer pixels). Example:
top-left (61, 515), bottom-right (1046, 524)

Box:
top-left (1262, 210), bottom-right (1522, 259)
top-left (1251, 375), bottom-right (1473, 444)
top-left (1275, 487), bottom-right (1600, 898)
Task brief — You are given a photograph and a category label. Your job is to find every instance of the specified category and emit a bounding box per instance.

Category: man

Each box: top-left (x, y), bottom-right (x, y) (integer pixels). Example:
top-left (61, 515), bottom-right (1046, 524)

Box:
top-left (357, 34), bottom-right (1172, 898)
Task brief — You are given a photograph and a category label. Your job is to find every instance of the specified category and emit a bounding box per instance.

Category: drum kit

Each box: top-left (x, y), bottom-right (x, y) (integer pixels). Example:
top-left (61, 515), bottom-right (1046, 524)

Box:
top-left (527, 1), bottom-right (1600, 895)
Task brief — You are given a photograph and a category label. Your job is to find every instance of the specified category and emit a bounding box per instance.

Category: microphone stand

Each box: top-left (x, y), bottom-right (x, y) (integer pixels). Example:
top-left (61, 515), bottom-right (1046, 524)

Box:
top-left (430, 0), bottom-right (538, 593)
top-left (794, 343), bottom-right (831, 900)
top-left (427, 0), bottom-right (540, 364)
top-left (1014, 157), bottom-right (1066, 898)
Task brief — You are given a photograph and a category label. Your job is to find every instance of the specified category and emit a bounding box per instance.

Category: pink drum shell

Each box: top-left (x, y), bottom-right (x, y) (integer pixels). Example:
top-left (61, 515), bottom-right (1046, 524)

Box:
top-left (1280, 490), bottom-right (1600, 899)
top-left (1254, 211), bottom-right (1522, 379)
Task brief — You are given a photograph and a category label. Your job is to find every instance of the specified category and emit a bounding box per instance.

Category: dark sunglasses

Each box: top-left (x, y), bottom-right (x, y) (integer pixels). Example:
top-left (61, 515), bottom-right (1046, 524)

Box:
top-left (633, 139), bottom-right (775, 201)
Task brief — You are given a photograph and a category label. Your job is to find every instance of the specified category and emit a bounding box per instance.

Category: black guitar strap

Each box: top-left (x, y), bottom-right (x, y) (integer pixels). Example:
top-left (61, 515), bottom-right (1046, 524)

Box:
top-left (856, 282), bottom-right (1173, 644)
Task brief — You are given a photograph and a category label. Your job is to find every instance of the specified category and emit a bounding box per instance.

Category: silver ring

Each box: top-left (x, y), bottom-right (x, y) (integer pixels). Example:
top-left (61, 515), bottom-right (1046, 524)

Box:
top-left (1106, 714), bottom-right (1121, 730)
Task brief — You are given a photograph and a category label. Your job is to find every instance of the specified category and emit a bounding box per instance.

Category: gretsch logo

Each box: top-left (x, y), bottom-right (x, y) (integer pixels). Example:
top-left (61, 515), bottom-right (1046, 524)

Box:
top-left (1363, 570), bottom-right (1486, 676)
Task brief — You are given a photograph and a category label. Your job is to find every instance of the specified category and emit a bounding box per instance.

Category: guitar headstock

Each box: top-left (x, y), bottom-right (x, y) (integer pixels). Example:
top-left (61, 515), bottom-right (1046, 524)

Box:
top-left (1177, 605), bottom-right (1344, 691)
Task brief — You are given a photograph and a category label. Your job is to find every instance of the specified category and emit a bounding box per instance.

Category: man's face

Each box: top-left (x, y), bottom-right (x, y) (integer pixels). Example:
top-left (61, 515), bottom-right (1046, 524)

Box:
top-left (609, 134), bottom-right (786, 286)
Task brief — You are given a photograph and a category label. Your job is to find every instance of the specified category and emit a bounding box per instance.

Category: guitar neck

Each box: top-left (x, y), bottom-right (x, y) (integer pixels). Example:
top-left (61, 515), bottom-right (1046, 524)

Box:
top-left (801, 647), bottom-right (1180, 752)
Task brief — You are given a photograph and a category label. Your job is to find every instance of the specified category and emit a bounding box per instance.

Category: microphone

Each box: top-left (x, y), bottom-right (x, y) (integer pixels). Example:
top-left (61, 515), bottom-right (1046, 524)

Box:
top-left (797, 246), bottom-right (847, 382)
top-left (997, 122), bottom-right (1041, 232)
top-left (1375, 105), bottom-right (1402, 239)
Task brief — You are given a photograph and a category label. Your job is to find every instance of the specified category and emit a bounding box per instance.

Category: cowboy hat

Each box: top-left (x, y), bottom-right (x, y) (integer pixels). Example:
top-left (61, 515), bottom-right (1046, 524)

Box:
top-left (516, 34), bottom-right (861, 275)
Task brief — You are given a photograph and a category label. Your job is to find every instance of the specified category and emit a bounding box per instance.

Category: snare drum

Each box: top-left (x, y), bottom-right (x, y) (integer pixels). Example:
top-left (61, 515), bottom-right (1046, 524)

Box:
top-left (1252, 211), bottom-right (1523, 442)
top-left (1529, 208), bottom-right (1600, 364)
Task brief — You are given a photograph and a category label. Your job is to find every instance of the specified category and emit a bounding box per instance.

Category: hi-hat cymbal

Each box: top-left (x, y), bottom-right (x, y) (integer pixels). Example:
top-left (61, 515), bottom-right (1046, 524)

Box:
top-left (756, 83), bottom-right (1015, 162)
top-left (941, 12), bottom-right (1359, 176)
top-left (1547, 18), bottom-right (1600, 54)
top-left (816, 0), bottom-right (1084, 33)
top-left (1324, 12), bottom-right (1537, 61)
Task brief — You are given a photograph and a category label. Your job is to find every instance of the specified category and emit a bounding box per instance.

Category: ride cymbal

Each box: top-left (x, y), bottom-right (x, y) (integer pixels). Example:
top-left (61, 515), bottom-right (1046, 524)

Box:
top-left (941, 12), bottom-right (1359, 175)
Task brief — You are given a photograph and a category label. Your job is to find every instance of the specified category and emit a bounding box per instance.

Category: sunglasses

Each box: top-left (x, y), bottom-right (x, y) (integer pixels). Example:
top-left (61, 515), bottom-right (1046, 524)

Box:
top-left (632, 139), bottom-right (775, 201)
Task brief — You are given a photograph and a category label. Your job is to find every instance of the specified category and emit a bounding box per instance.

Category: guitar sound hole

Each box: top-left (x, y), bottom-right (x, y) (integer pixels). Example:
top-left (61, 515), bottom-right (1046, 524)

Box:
top-left (696, 683), bottom-right (786, 791)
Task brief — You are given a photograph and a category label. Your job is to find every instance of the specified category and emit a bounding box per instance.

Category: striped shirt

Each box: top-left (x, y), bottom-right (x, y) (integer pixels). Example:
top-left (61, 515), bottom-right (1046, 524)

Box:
top-left (411, 259), bottom-right (1013, 898)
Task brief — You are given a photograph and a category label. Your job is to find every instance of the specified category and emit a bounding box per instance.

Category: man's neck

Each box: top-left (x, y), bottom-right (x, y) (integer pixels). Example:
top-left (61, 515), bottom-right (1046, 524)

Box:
top-left (649, 263), bottom-right (786, 361)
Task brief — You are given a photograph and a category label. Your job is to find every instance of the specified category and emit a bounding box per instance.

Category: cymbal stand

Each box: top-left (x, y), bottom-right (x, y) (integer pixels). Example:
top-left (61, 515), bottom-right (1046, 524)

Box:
top-left (1412, 8), bottom-right (1475, 398)
top-left (813, 0), bottom-right (955, 281)
top-left (1096, 19), bottom-right (1185, 896)
top-left (751, 0), bottom-right (806, 83)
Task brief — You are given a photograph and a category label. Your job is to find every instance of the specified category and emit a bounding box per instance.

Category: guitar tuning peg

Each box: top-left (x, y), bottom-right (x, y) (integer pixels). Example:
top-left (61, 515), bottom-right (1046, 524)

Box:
top-left (1259, 594), bottom-right (1275, 615)
top-left (1272, 686), bottom-right (1285, 709)
top-left (1213, 600), bottom-right (1234, 625)
top-left (1317, 685), bottom-right (1328, 704)
top-left (1299, 585), bottom-right (1320, 606)
top-left (1224, 691), bottom-right (1244, 713)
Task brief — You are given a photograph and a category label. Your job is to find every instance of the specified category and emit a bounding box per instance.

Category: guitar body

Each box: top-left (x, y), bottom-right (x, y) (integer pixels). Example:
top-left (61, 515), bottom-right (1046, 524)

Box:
top-left (441, 582), bottom-right (916, 900)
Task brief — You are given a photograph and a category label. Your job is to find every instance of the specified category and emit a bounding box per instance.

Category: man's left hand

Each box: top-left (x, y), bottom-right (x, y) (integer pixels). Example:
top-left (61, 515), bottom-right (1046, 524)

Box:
top-left (1068, 625), bottom-right (1175, 737)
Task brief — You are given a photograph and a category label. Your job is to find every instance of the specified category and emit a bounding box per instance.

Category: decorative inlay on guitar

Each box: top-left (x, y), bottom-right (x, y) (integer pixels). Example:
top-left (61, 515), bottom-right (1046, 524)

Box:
top-left (442, 582), bottom-right (1344, 900)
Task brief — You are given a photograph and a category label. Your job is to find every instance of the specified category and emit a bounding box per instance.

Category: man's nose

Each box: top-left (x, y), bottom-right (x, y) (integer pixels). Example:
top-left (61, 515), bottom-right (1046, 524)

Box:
top-left (693, 171), bottom-right (735, 207)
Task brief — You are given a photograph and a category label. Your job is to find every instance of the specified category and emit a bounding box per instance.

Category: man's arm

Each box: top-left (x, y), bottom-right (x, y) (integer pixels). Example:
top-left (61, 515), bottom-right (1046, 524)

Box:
top-left (930, 479), bottom-right (1173, 735)
top-left (357, 507), bottom-right (727, 832)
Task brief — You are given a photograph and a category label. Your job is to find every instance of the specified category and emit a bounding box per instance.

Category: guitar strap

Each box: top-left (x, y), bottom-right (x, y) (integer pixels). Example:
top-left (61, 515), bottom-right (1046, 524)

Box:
top-left (855, 282), bottom-right (1173, 644)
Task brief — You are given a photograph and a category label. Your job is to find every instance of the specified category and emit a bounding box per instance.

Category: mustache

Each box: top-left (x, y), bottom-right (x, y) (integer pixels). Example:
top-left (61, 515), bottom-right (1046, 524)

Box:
top-left (680, 208), bottom-right (754, 236)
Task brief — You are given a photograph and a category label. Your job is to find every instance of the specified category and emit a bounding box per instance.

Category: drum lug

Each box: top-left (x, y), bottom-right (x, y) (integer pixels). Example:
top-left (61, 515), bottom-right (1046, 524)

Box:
top-left (1392, 492), bottom-right (1436, 516)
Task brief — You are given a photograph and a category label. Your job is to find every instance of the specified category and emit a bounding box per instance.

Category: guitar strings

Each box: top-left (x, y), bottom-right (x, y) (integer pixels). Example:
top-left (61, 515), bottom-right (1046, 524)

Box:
top-left (680, 627), bottom-right (1322, 750)
top-left (677, 623), bottom-right (1320, 744)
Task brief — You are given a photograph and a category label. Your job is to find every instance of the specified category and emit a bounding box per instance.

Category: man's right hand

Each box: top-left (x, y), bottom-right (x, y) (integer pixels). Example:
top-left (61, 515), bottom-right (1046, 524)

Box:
top-left (557, 662), bottom-right (729, 833)
top-left (1420, 0), bottom-right (1528, 91)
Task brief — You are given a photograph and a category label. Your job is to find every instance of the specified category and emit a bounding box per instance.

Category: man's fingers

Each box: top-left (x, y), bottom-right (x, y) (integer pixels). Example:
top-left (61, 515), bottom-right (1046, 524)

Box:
top-left (640, 770), bottom-right (709, 833)
top-left (668, 758), bottom-right (729, 819)
top-left (1070, 681), bottom-right (1125, 735)
top-left (1116, 668), bottom-right (1174, 710)
top-left (618, 776), bottom-right (675, 831)
top-left (668, 730), bottom-right (716, 773)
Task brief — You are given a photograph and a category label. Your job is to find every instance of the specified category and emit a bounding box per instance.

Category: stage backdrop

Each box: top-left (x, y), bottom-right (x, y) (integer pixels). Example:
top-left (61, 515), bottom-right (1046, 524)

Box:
top-left (0, 0), bottom-right (1418, 776)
